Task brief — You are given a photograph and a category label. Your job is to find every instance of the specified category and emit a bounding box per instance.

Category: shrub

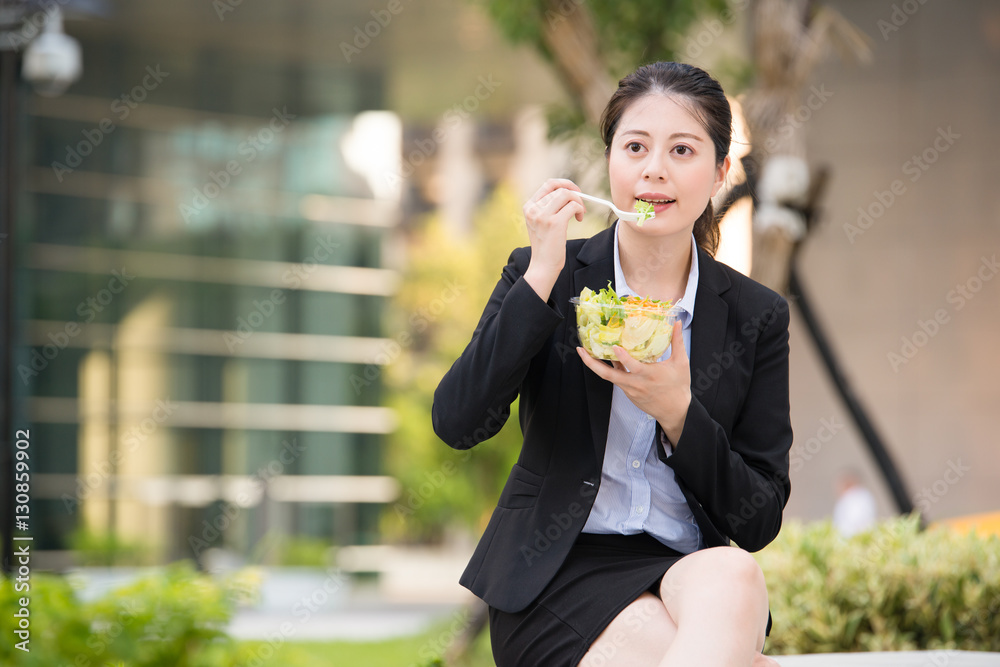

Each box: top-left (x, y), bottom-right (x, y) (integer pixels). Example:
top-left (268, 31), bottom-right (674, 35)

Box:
top-left (0, 561), bottom-right (258, 667)
top-left (69, 526), bottom-right (154, 566)
top-left (756, 515), bottom-right (1000, 654)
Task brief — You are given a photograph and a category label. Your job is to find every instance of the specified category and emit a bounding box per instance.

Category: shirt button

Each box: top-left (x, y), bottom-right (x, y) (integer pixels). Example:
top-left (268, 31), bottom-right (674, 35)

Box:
top-left (635, 506), bottom-right (644, 514)
top-left (631, 460), bottom-right (641, 469)
top-left (646, 414), bottom-right (654, 421)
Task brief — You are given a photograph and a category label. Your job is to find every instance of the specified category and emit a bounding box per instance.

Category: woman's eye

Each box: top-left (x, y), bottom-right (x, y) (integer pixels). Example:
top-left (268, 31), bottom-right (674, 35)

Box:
top-left (675, 145), bottom-right (691, 155)
top-left (627, 142), bottom-right (643, 153)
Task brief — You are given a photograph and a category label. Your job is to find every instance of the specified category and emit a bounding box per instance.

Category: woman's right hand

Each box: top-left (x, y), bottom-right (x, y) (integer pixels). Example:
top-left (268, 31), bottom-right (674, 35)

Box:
top-left (522, 178), bottom-right (584, 302)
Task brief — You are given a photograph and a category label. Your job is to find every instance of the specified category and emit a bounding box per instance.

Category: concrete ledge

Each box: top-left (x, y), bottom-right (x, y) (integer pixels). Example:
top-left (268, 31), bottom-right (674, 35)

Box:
top-left (774, 651), bottom-right (1000, 666)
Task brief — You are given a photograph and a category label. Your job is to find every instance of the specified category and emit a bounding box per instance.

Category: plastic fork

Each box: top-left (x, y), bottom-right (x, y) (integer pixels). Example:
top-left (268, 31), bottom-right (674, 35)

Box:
top-left (578, 192), bottom-right (644, 223)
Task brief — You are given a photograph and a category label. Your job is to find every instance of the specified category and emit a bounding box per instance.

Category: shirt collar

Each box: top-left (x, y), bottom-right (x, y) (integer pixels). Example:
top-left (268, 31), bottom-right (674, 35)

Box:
top-left (613, 226), bottom-right (698, 330)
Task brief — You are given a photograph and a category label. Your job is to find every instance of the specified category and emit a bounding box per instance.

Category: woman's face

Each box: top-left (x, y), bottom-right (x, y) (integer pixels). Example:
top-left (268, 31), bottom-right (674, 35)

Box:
top-left (607, 93), bottom-right (729, 236)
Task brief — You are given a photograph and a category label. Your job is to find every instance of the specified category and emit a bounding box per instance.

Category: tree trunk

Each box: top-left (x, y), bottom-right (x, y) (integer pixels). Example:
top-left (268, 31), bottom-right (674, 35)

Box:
top-left (540, 0), bottom-right (616, 127)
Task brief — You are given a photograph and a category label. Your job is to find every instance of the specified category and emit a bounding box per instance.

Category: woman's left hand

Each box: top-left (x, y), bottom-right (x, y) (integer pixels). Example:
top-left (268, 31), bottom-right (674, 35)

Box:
top-left (577, 320), bottom-right (691, 444)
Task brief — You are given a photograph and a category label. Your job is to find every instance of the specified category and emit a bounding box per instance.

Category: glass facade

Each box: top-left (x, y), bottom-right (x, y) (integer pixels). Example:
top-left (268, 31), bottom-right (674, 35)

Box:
top-left (10, 1), bottom-right (400, 566)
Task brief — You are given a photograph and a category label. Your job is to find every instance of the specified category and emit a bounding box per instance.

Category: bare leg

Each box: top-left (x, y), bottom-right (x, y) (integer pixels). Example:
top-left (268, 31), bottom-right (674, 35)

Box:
top-left (656, 546), bottom-right (770, 667)
top-left (578, 592), bottom-right (676, 666)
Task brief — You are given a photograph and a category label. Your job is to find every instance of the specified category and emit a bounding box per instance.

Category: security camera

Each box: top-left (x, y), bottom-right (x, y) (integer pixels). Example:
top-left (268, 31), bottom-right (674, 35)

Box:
top-left (22, 8), bottom-right (82, 97)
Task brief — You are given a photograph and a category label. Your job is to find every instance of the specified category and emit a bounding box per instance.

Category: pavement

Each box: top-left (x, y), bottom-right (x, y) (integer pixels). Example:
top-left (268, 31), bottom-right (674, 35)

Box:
top-left (227, 601), bottom-right (465, 642)
top-left (773, 653), bottom-right (1000, 666)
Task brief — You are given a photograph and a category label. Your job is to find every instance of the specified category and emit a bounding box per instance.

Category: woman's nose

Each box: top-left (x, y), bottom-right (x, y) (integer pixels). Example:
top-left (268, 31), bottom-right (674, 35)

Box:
top-left (641, 152), bottom-right (669, 181)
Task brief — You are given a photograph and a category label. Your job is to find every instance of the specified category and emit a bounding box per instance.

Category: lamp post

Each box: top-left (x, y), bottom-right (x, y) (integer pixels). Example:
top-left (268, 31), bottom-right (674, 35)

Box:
top-left (0, 1), bottom-right (82, 574)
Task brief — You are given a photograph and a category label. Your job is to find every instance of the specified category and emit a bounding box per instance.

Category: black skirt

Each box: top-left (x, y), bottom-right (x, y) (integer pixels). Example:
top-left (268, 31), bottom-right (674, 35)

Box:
top-left (488, 531), bottom-right (687, 667)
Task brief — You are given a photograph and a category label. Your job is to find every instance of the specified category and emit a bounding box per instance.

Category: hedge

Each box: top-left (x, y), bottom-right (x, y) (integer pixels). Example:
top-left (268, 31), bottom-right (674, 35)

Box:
top-left (756, 515), bottom-right (1000, 654)
top-left (0, 562), bottom-right (260, 667)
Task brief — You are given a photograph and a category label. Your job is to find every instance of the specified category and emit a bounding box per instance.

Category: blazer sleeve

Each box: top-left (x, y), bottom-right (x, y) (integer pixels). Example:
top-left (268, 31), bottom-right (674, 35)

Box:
top-left (432, 247), bottom-right (563, 450)
top-left (664, 295), bottom-right (792, 552)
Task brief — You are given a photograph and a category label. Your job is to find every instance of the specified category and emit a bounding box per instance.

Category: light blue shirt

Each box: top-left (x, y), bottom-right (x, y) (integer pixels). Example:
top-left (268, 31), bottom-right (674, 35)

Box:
top-left (580, 229), bottom-right (703, 553)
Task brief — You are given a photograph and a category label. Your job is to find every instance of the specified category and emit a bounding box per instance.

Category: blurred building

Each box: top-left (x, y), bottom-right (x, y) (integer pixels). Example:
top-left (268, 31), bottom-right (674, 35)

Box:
top-left (7, 0), bottom-right (561, 571)
top-left (14, 1), bottom-right (405, 566)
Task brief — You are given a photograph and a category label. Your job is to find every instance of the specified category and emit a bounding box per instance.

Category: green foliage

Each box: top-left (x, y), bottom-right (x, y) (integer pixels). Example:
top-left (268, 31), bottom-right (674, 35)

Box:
top-left (475, 0), bottom-right (745, 139)
top-left (479, 0), bottom-right (726, 67)
top-left (0, 562), bottom-right (257, 667)
top-left (756, 516), bottom-right (1000, 654)
top-left (233, 614), bottom-right (496, 667)
top-left (252, 534), bottom-right (334, 568)
top-left (382, 185), bottom-right (532, 542)
top-left (69, 525), bottom-right (154, 566)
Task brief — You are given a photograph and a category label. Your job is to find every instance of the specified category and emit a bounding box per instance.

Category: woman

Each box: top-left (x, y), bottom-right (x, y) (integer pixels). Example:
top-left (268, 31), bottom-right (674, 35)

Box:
top-left (433, 62), bottom-right (792, 666)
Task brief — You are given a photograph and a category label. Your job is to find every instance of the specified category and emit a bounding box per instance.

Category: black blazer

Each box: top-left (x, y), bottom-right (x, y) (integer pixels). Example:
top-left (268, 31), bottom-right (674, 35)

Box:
top-left (432, 224), bottom-right (792, 614)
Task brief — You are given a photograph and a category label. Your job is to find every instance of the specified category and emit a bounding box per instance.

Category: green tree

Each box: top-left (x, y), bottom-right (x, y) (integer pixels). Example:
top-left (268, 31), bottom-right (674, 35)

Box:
top-left (382, 186), bottom-right (533, 542)
top-left (475, 0), bottom-right (733, 132)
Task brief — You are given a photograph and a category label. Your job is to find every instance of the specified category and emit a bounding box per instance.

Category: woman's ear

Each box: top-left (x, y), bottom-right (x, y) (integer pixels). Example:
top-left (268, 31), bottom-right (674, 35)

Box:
top-left (711, 155), bottom-right (732, 197)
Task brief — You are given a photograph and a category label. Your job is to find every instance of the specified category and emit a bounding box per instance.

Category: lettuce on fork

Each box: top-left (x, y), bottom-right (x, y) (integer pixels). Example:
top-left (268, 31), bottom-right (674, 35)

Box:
top-left (634, 200), bottom-right (655, 226)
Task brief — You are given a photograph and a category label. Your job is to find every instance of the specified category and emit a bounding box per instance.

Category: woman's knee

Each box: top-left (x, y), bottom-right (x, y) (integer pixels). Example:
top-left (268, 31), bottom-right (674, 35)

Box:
top-left (660, 547), bottom-right (768, 610)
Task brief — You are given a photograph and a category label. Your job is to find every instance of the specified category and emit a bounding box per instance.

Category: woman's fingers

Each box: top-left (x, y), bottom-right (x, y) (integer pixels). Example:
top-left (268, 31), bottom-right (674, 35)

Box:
top-left (576, 347), bottom-right (617, 382)
top-left (529, 177), bottom-right (581, 202)
top-left (667, 320), bottom-right (686, 361)
top-left (523, 179), bottom-right (584, 301)
top-left (526, 190), bottom-right (583, 224)
top-left (612, 345), bottom-right (638, 373)
top-left (525, 179), bottom-right (584, 224)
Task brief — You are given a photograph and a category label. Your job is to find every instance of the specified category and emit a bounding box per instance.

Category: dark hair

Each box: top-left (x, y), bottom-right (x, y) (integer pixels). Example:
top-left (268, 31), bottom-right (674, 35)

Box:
top-left (600, 62), bottom-right (732, 255)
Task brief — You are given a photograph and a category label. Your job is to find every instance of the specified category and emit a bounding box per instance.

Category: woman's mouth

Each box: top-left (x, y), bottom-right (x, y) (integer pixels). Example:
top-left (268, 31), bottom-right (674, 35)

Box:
top-left (636, 197), bottom-right (676, 212)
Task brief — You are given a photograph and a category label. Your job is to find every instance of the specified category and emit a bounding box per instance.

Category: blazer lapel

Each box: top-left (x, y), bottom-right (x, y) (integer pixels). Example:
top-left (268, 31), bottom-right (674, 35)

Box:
top-left (572, 226), bottom-right (616, 464)
top-left (689, 248), bottom-right (731, 416)
top-left (572, 233), bottom-right (733, 462)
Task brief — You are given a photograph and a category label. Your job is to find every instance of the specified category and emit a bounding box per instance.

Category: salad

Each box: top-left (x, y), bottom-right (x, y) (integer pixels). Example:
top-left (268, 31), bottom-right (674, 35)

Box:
top-left (634, 200), bottom-right (655, 226)
top-left (571, 283), bottom-right (677, 363)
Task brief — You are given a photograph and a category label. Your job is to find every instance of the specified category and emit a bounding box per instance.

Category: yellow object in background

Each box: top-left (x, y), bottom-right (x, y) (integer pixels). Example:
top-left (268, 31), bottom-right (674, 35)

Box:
top-left (935, 510), bottom-right (1000, 537)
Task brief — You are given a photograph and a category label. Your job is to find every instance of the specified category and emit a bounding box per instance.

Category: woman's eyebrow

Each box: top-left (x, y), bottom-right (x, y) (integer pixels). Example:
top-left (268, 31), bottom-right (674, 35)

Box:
top-left (619, 129), bottom-right (705, 142)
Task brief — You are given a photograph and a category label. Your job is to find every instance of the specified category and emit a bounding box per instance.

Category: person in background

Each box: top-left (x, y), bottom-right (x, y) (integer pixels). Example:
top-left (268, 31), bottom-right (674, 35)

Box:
top-left (833, 467), bottom-right (878, 537)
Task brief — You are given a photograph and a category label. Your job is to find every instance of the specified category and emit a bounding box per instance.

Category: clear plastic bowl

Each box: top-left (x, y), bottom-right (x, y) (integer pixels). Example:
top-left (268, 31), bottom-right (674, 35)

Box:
top-left (570, 296), bottom-right (680, 363)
